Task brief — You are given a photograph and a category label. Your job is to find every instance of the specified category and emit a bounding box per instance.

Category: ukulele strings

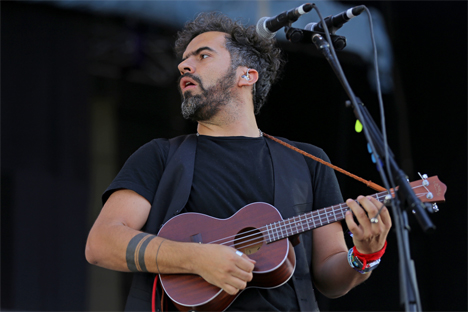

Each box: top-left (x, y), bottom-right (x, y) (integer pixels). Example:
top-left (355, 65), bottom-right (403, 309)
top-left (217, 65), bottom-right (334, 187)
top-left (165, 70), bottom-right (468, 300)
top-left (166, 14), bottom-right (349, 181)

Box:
top-left (206, 185), bottom-right (430, 251)
top-left (207, 195), bottom-right (371, 246)
top-left (209, 186), bottom-right (429, 250)
top-left (215, 187), bottom-right (428, 251)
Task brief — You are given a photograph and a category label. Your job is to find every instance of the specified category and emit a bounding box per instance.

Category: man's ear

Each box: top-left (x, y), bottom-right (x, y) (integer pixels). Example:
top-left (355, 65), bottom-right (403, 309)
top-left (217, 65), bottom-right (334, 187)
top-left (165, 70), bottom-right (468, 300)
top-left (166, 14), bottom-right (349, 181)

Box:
top-left (238, 68), bottom-right (259, 87)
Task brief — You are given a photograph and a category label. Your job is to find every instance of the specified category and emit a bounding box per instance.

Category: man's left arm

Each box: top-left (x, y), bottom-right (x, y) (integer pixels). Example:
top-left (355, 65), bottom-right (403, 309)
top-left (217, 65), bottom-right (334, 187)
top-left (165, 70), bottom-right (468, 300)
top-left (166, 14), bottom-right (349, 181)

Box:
top-left (311, 195), bottom-right (392, 298)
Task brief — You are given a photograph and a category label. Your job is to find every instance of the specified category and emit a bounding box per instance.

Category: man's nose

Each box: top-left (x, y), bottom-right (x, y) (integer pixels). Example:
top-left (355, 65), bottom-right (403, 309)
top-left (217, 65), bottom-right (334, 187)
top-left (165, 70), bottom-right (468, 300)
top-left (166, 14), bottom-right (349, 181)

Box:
top-left (178, 59), bottom-right (194, 75)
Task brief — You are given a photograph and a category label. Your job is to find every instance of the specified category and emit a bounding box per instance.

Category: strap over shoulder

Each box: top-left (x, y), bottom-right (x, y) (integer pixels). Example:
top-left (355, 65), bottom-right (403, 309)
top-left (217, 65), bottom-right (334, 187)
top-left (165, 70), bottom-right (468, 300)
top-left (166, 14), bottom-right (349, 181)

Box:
top-left (144, 134), bottom-right (198, 234)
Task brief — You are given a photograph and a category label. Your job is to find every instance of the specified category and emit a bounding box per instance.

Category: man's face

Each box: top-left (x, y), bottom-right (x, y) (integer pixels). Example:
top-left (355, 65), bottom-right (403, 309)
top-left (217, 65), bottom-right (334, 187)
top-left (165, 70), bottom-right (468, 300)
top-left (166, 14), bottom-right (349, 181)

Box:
top-left (177, 32), bottom-right (237, 121)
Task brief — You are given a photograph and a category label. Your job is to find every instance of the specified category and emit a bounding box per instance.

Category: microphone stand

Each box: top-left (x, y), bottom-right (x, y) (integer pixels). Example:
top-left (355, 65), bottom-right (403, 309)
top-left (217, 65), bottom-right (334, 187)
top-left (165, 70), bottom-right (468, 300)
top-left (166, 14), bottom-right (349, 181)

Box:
top-left (285, 18), bottom-right (435, 311)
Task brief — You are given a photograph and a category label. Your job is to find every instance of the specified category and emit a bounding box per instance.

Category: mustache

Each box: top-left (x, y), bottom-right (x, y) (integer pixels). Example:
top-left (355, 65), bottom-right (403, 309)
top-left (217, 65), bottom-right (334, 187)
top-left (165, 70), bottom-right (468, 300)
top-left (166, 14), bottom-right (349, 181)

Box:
top-left (177, 73), bottom-right (204, 93)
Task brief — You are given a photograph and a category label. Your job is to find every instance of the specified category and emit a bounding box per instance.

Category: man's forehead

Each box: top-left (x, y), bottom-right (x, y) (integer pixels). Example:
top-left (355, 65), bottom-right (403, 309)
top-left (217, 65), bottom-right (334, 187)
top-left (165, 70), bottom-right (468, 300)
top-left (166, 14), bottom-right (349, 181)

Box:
top-left (183, 31), bottom-right (230, 58)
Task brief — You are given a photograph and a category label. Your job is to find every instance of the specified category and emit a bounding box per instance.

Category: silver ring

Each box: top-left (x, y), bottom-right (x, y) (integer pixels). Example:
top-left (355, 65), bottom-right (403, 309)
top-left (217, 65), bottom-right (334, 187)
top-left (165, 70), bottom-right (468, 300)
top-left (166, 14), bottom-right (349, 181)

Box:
top-left (370, 218), bottom-right (379, 224)
top-left (235, 250), bottom-right (243, 257)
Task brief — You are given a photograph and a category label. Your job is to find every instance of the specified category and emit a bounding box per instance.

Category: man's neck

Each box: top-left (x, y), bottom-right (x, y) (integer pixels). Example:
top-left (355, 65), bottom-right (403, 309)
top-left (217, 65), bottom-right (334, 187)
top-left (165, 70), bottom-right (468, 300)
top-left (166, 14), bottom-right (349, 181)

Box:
top-left (196, 121), bottom-right (261, 138)
top-left (196, 108), bottom-right (260, 137)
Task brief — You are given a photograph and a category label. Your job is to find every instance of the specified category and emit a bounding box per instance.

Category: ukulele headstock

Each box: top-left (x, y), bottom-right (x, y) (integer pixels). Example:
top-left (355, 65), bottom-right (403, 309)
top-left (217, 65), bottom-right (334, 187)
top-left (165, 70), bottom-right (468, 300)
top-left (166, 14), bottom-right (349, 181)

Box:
top-left (408, 174), bottom-right (446, 213)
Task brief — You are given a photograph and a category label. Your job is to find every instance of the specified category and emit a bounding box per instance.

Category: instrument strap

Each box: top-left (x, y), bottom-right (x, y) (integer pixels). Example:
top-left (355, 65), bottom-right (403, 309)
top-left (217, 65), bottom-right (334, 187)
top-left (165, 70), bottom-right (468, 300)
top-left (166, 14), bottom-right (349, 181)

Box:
top-left (263, 133), bottom-right (386, 192)
top-left (152, 275), bottom-right (158, 312)
top-left (152, 275), bottom-right (167, 312)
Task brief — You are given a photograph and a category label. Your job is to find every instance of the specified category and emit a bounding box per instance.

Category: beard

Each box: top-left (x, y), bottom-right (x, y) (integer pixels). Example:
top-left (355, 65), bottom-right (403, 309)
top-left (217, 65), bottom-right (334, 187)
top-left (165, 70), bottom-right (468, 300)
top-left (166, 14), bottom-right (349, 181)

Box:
top-left (179, 67), bottom-right (236, 121)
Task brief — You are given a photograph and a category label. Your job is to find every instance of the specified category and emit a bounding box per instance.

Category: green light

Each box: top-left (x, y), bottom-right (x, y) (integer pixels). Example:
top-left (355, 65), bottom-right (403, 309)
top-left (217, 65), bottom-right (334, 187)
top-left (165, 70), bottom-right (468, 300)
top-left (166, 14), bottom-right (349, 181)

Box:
top-left (355, 120), bottom-right (363, 133)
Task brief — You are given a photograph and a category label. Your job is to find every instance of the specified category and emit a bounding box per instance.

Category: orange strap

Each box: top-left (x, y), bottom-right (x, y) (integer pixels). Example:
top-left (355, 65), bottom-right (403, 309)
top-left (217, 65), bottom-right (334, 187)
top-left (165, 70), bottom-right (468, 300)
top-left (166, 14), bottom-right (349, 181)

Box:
top-left (263, 133), bottom-right (386, 192)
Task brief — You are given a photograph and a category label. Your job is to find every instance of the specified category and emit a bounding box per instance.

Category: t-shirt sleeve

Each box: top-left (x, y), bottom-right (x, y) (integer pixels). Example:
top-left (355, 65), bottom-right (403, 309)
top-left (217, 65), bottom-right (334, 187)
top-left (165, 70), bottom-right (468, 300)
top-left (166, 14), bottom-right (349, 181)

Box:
top-left (102, 139), bottom-right (170, 205)
top-left (294, 142), bottom-right (344, 210)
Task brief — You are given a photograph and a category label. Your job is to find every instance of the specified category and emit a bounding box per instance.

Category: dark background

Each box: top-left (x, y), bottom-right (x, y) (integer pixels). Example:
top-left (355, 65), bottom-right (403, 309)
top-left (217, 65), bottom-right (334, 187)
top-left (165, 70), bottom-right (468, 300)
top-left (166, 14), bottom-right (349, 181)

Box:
top-left (2, 1), bottom-right (466, 311)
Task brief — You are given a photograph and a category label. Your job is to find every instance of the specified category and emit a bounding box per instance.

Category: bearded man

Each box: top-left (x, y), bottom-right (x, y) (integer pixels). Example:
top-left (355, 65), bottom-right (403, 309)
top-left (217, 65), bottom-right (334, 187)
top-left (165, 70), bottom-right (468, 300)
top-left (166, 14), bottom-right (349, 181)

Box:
top-left (86, 12), bottom-right (391, 312)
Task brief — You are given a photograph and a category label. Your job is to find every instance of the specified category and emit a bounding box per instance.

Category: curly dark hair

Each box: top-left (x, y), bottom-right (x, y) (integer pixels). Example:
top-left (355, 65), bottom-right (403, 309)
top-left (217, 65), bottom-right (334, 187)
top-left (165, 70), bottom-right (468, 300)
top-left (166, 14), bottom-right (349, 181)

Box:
top-left (174, 12), bottom-right (284, 114)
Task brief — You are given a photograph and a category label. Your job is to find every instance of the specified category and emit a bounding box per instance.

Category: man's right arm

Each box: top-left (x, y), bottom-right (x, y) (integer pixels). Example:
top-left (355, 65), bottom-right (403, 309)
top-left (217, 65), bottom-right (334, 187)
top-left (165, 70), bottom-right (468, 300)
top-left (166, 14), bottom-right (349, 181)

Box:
top-left (85, 189), bottom-right (255, 295)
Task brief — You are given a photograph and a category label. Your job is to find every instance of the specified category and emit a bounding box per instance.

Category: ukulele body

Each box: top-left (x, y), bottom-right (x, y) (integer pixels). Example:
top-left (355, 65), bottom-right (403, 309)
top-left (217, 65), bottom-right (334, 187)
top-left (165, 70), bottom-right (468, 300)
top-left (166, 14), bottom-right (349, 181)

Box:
top-left (157, 202), bottom-right (296, 312)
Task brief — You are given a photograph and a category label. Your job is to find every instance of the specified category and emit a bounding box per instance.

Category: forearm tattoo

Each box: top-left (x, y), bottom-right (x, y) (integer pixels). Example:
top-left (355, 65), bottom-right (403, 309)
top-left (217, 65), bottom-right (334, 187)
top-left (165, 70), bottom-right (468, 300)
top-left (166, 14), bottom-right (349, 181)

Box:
top-left (126, 233), bottom-right (156, 272)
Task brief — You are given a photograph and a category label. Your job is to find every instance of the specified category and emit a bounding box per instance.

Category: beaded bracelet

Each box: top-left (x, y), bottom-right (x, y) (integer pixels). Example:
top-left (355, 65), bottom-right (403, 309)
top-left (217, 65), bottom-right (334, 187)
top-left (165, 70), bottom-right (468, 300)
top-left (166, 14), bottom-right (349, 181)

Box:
top-left (347, 241), bottom-right (387, 274)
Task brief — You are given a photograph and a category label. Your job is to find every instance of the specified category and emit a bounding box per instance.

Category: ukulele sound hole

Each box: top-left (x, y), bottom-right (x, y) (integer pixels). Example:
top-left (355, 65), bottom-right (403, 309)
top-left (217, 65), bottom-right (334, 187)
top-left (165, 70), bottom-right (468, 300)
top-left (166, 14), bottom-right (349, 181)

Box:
top-left (234, 227), bottom-right (264, 255)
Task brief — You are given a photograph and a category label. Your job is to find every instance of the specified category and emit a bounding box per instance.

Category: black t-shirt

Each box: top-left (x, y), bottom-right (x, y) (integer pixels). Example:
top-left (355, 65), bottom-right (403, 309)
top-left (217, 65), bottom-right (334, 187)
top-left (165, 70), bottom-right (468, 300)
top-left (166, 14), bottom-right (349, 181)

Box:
top-left (185, 135), bottom-right (274, 217)
top-left (104, 135), bottom-right (343, 311)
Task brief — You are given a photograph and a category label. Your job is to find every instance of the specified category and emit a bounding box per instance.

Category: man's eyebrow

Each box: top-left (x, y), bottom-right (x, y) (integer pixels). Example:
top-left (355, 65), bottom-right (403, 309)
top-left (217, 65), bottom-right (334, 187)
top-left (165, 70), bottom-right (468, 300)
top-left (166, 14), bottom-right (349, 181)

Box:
top-left (181, 46), bottom-right (216, 62)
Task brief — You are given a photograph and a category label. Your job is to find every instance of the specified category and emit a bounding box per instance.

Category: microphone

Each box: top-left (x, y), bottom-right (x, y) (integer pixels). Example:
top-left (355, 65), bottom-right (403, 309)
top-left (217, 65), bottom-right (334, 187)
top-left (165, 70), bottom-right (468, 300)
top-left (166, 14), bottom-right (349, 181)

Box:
top-left (256, 3), bottom-right (313, 39)
top-left (305, 5), bottom-right (365, 34)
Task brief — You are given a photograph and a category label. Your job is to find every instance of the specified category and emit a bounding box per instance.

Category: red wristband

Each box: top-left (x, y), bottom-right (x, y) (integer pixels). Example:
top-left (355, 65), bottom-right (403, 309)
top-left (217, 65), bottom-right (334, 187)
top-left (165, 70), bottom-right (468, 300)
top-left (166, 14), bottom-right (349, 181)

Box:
top-left (353, 241), bottom-right (387, 269)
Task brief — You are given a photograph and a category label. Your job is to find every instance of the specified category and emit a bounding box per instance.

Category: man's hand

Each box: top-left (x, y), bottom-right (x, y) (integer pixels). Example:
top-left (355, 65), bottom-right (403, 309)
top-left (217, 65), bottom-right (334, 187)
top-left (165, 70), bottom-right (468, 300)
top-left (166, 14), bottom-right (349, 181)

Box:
top-left (345, 196), bottom-right (392, 254)
top-left (192, 244), bottom-right (256, 295)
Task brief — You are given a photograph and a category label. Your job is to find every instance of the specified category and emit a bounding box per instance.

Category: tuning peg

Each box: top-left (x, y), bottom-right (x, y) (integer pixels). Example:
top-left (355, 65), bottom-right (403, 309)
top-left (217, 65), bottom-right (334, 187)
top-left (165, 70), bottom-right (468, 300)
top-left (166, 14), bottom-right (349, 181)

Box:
top-left (418, 172), bottom-right (430, 186)
top-left (423, 203), bottom-right (439, 213)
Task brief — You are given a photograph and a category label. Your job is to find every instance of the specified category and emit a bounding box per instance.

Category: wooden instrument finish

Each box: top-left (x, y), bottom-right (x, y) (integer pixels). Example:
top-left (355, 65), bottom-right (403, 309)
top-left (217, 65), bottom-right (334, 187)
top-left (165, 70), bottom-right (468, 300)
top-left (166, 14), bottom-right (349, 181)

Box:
top-left (157, 176), bottom-right (446, 311)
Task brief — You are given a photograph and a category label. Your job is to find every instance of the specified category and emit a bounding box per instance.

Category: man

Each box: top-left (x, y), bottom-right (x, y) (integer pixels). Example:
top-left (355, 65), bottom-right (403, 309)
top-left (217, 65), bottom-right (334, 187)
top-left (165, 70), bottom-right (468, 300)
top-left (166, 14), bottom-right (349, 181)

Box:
top-left (86, 12), bottom-right (391, 311)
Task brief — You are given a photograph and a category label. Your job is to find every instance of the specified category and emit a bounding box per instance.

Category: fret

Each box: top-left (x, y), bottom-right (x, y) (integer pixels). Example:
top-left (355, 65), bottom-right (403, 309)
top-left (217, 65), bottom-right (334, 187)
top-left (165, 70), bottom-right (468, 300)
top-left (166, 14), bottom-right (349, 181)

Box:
top-left (280, 220), bottom-right (286, 239)
top-left (282, 220), bottom-right (287, 237)
top-left (277, 221), bottom-right (282, 240)
top-left (268, 223), bottom-right (274, 241)
top-left (328, 207), bottom-right (335, 222)
top-left (274, 221), bottom-right (280, 240)
top-left (291, 218), bottom-right (297, 235)
top-left (308, 212), bottom-right (314, 230)
top-left (311, 211), bottom-right (317, 229)
top-left (277, 221), bottom-right (283, 240)
top-left (294, 215), bottom-right (300, 235)
top-left (302, 214), bottom-right (307, 232)
top-left (266, 224), bottom-right (272, 243)
top-left (271, 222), bottom-right (277, 241)
top-left (325, 208), bottom-right (330, 224)
top-left (286, 219), bottom-right (293, 236)
top-left (303, 214), bottom-right (308, 231)
top-left (275, 221), bottom-right (281, 240)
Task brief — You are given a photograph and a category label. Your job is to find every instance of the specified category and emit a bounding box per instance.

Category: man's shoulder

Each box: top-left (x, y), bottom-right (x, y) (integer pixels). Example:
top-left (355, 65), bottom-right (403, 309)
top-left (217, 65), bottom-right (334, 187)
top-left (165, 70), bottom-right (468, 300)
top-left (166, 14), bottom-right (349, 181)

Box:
top-left (270, 135), bottom-right (326, 158)
top-left (291, 140), bottom-right (326, 157)
top-left (138, 138), bottom-right (170, 155)
top-left (137, 133), bottom-right (198, 162)
top-left (140, 134), bottom-right (195, 153)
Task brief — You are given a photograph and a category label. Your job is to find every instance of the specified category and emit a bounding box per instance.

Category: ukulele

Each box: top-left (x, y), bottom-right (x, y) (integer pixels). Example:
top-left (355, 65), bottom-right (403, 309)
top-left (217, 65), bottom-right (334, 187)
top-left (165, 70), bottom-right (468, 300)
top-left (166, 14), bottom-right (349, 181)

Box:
top-left (157, 176), bottom-right (446, 311)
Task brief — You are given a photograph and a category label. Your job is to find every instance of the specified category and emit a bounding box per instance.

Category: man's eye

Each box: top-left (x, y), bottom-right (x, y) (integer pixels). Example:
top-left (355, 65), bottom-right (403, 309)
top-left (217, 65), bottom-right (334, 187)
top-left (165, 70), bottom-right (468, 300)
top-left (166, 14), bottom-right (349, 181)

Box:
top-left (201, 54), bottom-right (209, 59)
